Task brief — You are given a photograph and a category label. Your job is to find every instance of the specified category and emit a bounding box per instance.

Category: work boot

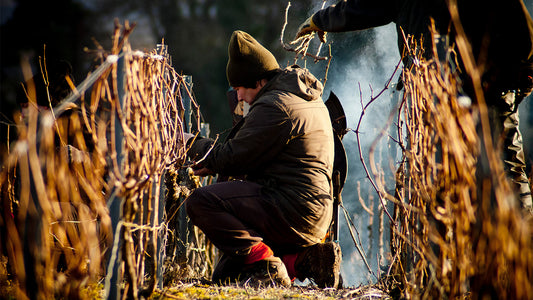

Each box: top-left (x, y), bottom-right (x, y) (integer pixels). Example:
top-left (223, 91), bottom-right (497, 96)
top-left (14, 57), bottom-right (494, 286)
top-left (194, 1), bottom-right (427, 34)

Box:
top-left (211, 253), bottom-right (245, 285)
top-left (294, 241), bottom-right (342, 288)
top-left (239, 256), bottom-right (291, 288)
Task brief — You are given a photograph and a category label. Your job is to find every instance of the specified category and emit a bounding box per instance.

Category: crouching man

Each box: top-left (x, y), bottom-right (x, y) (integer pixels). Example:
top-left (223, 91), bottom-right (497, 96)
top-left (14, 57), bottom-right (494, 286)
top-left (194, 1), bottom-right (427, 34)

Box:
top-left (184, 30), bottom-right (342, 288)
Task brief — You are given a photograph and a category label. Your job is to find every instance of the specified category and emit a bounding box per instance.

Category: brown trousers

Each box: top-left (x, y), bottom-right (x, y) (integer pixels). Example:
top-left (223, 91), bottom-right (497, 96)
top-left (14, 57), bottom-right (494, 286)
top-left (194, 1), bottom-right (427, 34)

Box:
top-left (185, 180), bottom-right (314, 258)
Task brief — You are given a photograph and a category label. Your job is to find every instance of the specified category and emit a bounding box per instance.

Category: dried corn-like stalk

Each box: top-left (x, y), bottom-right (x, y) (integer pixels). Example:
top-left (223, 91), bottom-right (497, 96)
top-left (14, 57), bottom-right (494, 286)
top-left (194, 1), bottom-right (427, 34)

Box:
top-left (385, 35), bottom-right (533, 299)
top-left (0, 21), bottom-right (200, 299)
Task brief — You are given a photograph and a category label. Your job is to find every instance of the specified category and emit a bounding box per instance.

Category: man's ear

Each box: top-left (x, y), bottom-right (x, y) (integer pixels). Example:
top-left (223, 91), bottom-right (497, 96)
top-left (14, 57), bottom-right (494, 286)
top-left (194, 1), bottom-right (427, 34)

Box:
top-left (257, 79), bottom-right (268, 89)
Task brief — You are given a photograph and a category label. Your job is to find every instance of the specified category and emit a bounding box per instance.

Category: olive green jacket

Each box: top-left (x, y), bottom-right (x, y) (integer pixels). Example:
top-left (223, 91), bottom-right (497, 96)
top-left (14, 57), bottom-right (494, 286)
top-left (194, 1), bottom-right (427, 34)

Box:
top-left (188, 66), bottom-right (335, 243)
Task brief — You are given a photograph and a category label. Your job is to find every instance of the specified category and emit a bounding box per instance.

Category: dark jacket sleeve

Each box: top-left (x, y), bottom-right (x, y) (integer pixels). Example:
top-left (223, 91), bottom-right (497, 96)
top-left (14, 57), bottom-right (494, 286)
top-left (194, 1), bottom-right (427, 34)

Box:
top-left (456, 0), bottom-right (533, 96)
top-left (312, 0), bottom-right (397, 32)
top-left (187, 99), bottom-right (292, 176)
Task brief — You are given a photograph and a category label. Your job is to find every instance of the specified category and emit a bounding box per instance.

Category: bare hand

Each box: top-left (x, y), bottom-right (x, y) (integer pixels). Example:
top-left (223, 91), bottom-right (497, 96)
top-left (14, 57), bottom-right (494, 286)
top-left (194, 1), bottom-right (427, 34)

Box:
top-left (193, 167), bottom-right (215, 177)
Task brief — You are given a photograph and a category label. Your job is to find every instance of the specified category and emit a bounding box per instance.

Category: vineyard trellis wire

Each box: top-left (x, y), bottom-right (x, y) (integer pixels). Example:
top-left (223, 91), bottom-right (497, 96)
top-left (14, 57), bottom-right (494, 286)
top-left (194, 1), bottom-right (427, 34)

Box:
top-left (0, 21), bottom-right (210, 299)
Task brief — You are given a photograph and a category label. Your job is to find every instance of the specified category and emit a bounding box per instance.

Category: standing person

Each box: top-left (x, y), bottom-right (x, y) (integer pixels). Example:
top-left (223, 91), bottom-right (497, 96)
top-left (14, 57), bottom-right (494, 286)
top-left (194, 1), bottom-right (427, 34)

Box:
top-left (184, 30), bottom-right (342, 288)
top-left (296, 0), bottom-right (533, 212)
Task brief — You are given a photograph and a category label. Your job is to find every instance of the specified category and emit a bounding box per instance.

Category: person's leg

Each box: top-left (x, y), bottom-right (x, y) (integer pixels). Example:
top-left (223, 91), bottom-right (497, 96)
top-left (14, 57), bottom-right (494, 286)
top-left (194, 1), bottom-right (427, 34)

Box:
top-left (281, 241), bottom-right (342, 288)
top-left (185, 181), bottom-right (263, 255)
top-left (185, 180), bottom-right (341, 287)
top-left (185, 180), bottom-right (291, 286)
top-left (491, 92), bottom-right (532, 213)
top-left (185, 180), bottom-right (312, 253)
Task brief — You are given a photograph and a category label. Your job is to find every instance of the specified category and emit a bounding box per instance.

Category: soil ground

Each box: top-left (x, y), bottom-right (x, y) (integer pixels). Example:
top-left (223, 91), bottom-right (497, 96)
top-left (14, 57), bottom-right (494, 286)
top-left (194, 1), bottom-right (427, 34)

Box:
top-left (152, 280), bottom-right (392, 300)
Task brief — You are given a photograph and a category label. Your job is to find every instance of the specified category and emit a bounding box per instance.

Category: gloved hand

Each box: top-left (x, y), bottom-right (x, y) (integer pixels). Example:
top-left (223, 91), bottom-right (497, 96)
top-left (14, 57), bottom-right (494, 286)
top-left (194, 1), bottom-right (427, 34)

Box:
top-left (296, 15), bottom-right (327, 43)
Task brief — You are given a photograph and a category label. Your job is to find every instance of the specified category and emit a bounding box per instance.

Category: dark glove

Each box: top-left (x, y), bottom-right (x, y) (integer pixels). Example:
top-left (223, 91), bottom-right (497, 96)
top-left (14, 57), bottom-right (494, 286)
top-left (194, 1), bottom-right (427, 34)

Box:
top-left (296, 15), bottom-right (327, 43)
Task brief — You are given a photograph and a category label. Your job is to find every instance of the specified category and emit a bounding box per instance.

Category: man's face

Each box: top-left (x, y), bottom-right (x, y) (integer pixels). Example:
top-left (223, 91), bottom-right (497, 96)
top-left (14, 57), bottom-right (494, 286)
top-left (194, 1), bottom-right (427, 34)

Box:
top-left (233, 82), bottom-right (263, 105)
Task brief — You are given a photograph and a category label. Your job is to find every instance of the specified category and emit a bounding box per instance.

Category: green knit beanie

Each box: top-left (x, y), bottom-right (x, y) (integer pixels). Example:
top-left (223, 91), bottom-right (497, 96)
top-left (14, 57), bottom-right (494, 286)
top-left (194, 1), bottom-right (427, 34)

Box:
top-left (226, 30), bottom-right (280, 87)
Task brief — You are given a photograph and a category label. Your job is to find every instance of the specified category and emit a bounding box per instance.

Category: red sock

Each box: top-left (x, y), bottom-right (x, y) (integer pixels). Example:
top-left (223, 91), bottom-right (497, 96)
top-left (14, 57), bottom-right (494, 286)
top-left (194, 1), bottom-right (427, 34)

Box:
top-left (282, 253), bottom-right (298, 280)
top-left (244, 242), bottom-right (273, 264)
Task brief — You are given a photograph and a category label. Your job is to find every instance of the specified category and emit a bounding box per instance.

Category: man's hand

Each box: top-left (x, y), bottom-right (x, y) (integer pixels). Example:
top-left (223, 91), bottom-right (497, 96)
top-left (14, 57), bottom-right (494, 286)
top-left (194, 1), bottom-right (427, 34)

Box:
top-left (192, 166), bottom-right (215, 177)
top-left (296, 15), bottom-right (327, 43)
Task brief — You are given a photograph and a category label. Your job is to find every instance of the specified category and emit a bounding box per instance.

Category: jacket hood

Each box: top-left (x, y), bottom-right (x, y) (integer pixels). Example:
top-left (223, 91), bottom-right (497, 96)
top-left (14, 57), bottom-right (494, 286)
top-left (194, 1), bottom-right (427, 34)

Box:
top-left (256, 65), bottom-right (323, 102)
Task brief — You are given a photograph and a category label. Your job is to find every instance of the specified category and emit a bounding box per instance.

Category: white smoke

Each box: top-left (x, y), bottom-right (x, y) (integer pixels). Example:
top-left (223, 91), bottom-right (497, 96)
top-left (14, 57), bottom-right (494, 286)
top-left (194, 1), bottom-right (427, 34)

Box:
top-left (312, 6), bottom-right (533, 285)
top-left (521, 0), bottom-right (533, 180)
top-left (308, 23), bottom-right (402, 287)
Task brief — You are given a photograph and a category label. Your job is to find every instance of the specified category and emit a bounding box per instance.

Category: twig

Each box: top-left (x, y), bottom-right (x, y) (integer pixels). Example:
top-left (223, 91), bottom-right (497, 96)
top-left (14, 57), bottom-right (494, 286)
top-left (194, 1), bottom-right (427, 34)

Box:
top-left (352, 59), bottom-right (402, 226)
top-left (340, 203), bottom-right (375, 278)
top-left (280, 2), bottom-right (328, 62)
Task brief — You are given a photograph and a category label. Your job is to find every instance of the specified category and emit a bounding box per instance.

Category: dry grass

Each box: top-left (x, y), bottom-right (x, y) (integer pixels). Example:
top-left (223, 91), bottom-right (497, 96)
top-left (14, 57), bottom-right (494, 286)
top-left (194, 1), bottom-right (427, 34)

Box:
top-left (152, 280), bottom-right (390, 300)
top-left (0, 21), bottom-right (198, 299)
top-left (379, 30), bottom-right (533, 299)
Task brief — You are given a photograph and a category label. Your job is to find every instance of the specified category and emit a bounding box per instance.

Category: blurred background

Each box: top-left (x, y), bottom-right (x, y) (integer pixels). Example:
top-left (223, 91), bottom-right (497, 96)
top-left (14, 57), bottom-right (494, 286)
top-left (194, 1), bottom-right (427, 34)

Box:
top-left (1, 0), bottom-right (532, 287)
